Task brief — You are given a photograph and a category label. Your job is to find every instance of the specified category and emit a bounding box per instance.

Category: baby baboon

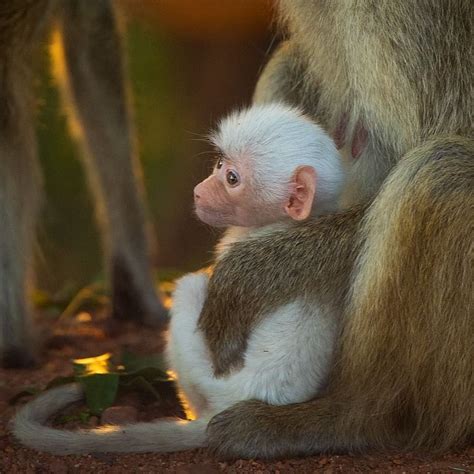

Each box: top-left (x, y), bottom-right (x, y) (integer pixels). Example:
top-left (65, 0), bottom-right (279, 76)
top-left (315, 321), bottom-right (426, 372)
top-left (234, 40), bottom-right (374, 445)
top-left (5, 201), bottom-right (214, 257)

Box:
top-left (13, 103), bottom-right (348, 455)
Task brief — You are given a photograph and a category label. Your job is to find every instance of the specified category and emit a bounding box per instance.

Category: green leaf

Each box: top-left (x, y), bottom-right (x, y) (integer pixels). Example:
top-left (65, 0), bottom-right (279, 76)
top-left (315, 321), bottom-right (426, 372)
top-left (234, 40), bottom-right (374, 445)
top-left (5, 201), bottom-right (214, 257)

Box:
top-left (119, 367), bottom-right (175, 401)
top-left (23, 350), bottom-right (177, 416)
top-left (120, 351), bottom-right (167, 372)
top-left (120, 367), bottom-right (173, 384)
top-left (79, 373), bottom-right (119, 415)
top-left (119, 375), bottom-right (162, 401)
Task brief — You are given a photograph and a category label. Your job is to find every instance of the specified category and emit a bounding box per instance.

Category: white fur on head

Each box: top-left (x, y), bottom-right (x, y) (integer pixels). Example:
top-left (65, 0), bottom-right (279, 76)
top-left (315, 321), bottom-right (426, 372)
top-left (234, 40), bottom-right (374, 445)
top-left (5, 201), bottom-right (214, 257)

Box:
top-left (211, 103), bottom-right (345, 214)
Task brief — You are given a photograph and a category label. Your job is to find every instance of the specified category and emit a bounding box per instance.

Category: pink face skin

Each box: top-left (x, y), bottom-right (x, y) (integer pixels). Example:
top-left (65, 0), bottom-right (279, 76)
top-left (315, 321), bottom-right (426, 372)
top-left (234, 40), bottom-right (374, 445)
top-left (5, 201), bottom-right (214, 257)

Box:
top-left (194, 156), bottom-right (259, 227)
top-left (194, 155), bottom-right (317, 228)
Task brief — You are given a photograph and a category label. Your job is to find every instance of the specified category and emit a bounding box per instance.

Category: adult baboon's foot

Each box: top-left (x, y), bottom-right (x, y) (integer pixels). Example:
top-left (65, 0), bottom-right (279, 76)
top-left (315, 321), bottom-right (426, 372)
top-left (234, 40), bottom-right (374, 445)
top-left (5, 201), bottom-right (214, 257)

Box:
top-left (207, 400), bottom-right (308, 460)
top-left (0, 306), bottom-right (37, 368)
top-left (111, 256), bottom-right (168, 328)
top-left (0, 345), bottom-right (37, 369)
top-left (0, 284), bottom-right (39, 369)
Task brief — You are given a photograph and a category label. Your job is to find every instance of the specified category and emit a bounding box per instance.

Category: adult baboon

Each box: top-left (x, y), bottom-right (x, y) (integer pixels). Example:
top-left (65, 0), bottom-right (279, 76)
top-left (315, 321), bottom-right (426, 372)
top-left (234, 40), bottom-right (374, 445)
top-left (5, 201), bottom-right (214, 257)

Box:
top-left (198, 0), bottom-right (474, 458)
top-left (0, 1), bottom-right (166, 368)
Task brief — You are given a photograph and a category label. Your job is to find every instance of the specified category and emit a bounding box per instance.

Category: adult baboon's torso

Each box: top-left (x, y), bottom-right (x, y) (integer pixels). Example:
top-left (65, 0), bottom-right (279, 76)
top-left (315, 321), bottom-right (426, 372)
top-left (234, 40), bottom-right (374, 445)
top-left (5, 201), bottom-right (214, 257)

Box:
top-left (278, 0), bottom-right (472, 204)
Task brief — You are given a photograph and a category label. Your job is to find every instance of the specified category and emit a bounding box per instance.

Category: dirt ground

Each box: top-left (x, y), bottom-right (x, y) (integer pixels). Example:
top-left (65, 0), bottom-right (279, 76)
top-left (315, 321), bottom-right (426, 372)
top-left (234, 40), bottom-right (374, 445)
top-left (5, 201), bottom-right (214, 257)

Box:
top-left (1, 310), bottom-right (473, 473)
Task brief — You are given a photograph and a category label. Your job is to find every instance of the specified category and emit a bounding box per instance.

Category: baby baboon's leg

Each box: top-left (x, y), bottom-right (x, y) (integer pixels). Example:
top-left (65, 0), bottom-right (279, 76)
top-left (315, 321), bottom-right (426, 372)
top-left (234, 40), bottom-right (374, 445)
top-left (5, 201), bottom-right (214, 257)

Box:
top-left (0, 59), bottom-right (41, 367)
top-left (56, 0), bottom-right (166, 325)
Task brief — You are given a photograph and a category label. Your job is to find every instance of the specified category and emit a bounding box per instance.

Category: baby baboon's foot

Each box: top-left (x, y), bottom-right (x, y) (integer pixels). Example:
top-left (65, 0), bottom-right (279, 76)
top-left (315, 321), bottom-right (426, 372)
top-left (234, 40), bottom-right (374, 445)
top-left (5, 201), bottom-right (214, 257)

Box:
top-left (111, 256), bottom-right (168, 328)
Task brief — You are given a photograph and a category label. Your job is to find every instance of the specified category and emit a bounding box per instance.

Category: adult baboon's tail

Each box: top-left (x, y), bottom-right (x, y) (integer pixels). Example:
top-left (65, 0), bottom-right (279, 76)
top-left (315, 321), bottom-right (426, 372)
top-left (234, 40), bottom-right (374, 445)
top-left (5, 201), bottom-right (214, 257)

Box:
top-left (12, 384), bottom-right (207, 455)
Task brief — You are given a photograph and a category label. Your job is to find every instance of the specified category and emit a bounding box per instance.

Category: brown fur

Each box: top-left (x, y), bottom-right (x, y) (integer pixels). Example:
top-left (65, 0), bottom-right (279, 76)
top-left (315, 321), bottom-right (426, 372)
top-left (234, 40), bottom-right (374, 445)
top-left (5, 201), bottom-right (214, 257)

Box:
top-left (199, 0), bottom-right (474, 458)
top-left (0, 1), bottom-right (166, 367)
top-left (199, 205), bottom-right (365, 375)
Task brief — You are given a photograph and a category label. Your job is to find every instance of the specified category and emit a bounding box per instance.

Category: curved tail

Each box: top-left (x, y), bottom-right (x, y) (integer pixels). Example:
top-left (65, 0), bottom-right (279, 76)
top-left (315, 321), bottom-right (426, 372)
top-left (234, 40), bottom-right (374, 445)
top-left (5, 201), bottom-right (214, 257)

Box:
top-left (12, 383), bottom-right (207, 455)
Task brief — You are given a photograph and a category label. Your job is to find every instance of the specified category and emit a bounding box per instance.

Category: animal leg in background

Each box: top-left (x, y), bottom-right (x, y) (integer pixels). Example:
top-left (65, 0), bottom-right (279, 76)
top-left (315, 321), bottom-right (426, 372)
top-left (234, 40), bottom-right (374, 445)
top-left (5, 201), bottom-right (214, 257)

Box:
top-left (57, 0), bottom-right (166, 325)
top-left (0, 2), bottom-right (54, 368)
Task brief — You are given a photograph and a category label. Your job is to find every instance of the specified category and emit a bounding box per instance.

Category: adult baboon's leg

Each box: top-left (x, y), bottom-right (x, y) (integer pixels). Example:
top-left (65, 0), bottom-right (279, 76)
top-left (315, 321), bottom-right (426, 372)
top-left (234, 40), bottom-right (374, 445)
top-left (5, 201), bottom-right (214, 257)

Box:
top-left (56, 1), bottom-right (167, 325)
top-left (0, 59), bottom-right (41, 367)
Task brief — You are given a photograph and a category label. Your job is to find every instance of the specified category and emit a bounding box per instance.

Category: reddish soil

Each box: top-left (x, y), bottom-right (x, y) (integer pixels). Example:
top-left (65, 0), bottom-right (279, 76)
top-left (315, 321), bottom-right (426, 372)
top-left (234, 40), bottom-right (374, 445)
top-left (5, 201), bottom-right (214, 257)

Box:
top-left (1, 310), bottom-right (473, 473)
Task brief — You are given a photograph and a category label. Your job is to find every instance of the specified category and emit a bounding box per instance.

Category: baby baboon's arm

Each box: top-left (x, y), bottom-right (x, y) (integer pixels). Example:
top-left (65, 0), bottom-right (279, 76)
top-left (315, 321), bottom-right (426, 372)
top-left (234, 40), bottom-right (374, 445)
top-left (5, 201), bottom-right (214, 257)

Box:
top-left (198, 207), bottom-right (364, 376)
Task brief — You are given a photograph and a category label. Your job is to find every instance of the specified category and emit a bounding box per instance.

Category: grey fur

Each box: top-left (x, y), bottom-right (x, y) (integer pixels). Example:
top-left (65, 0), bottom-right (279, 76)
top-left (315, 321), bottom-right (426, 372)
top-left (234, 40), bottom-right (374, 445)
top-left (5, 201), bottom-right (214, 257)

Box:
top-left (12, 383), bottom-right (207, 454)
top-left (0, 0), bottom-right (166, 367)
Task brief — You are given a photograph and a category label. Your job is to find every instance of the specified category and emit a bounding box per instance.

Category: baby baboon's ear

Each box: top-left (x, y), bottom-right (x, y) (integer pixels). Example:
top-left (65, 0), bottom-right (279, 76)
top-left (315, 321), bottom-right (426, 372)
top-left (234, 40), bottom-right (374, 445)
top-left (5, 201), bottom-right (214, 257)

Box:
top-left (285, 166), bottom-right (317, 221)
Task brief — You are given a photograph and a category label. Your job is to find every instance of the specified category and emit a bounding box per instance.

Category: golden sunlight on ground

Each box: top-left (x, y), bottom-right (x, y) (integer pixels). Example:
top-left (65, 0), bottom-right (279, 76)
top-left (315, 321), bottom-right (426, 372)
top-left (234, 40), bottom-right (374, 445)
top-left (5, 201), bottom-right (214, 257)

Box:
top-left (167, 370), bottom-right (197, 421)
top-left (73, 352), bottom-right (113, 375)
top-left (95, 425), bottom-right (121, 433)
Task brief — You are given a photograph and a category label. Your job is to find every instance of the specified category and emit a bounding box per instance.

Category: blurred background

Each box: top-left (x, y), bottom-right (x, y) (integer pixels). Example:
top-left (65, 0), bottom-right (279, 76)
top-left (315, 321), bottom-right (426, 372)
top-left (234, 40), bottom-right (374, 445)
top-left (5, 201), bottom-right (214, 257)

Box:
top-left (36, 0), bottom-right (276, 294)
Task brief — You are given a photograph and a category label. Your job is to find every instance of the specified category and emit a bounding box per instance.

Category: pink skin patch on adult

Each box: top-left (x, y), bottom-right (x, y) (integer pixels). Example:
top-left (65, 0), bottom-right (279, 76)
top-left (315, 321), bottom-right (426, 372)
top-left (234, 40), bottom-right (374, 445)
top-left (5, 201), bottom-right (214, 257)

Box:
top-left (332, 113), bottom-right (349, 150)
top-left (351, 121), bottom-right (368, 159)
top-left (333, 114), bottom-right (368, 159)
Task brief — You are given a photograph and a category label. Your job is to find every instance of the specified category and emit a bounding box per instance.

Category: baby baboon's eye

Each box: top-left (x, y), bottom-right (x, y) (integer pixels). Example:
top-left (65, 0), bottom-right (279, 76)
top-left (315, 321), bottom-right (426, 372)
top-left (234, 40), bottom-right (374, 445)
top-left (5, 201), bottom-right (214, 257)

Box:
top-left (216, 157), bottom-right (224, 169)
top-left (226, 170), bottom-right (240, 187)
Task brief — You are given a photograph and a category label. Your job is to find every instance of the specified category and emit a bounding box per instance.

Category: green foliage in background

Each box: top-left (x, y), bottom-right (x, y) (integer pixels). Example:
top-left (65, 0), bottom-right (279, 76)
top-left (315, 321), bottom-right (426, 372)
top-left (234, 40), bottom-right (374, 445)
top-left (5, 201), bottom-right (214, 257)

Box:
top-left (11, 351), bottom-right (175, 417)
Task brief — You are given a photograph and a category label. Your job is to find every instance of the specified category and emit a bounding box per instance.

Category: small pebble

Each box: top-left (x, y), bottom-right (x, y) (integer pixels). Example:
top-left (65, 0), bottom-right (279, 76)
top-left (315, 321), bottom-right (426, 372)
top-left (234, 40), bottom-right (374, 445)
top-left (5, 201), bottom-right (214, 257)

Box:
top-left (101, 405), bottom-right (138, 425)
